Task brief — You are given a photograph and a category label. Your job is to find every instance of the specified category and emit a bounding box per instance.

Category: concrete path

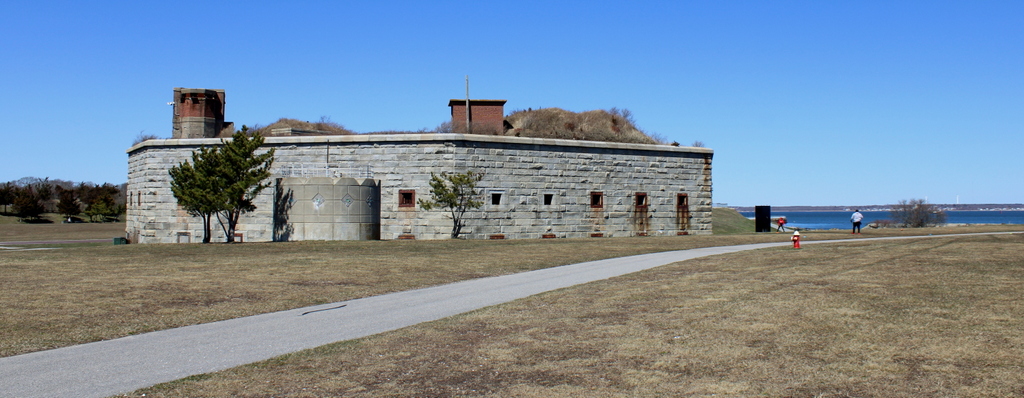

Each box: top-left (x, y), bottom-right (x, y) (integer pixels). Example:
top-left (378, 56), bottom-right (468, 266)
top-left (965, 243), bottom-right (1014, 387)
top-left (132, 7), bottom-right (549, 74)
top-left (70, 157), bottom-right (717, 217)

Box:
top-left (0, 233), bottom-right (1014, 398)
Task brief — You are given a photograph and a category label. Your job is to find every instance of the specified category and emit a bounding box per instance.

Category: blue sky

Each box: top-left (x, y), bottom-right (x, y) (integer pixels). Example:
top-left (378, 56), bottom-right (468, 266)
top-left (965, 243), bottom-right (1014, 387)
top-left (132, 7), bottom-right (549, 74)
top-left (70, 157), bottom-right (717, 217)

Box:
top-left (2, 1), bottom-right (1021, 206)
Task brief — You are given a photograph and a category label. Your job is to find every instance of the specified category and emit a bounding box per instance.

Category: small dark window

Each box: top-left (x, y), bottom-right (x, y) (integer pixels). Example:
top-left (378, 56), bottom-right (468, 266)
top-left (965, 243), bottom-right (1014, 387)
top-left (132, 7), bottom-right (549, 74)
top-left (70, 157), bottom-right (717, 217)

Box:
top-left (543, 193), bottom-right (554, 206)
top-left (590, 192), bottom-right (603, 208)
top-left (491, 193), bottom-right (502, 205)
top-left (398, 190), bottom-right (415, 207)
top-left (677, 193), bottom-right (689, 210)
top-left (635, 192), bottom-right (648, 208)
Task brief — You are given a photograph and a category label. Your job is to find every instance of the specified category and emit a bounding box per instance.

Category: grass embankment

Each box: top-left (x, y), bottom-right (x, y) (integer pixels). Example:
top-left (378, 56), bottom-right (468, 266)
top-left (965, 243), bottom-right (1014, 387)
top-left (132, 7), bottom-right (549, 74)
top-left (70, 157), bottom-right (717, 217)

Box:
top-left (712, 207), bottom-right (755, 234)
top-left (128, 232), bottom-right (1024, 397)
top-left (503, 108), bottom-right (660, 144)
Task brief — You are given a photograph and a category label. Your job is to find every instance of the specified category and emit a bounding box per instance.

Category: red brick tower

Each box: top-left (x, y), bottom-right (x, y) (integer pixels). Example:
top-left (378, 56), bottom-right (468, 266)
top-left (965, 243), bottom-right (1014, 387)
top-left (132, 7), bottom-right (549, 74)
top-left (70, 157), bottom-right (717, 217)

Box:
top-left (172, 88), bottom-right (226, 139)
top-left (448, 99), bottom-right (507, 135)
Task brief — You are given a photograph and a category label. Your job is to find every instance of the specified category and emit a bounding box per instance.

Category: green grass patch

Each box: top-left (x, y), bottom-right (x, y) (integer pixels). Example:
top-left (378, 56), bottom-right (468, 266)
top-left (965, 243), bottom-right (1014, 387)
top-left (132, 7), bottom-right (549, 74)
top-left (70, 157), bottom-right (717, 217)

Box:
top-left (712, 207), bottom-right (755, 234)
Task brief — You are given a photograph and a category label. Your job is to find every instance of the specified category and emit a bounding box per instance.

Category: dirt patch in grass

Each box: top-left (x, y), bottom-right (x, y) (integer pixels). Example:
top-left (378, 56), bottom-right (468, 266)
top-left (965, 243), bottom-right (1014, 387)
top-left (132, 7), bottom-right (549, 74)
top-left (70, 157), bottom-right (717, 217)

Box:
top-left (126, 232), bottom-right (1024, 397)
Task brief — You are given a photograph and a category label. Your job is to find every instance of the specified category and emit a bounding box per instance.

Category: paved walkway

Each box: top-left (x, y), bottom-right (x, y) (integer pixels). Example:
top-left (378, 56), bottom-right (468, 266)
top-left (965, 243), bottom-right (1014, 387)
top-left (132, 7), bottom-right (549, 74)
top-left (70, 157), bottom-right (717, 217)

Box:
top-left (0, 233), bottom-right (1014, 398)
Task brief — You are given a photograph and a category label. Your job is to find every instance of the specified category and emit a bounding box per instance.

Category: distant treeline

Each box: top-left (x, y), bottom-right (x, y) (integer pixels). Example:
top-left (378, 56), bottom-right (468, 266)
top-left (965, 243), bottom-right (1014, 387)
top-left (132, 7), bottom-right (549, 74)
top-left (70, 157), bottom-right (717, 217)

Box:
top-left (0, 177), bottom-right (127, 222)
top-left (731, 204), bottom-right (1024, 212)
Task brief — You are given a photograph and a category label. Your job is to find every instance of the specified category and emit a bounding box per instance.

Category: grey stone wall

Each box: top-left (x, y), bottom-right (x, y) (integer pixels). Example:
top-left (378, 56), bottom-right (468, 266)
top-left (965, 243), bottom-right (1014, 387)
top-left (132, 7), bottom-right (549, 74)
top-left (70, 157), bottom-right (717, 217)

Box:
top-left (126, 134), bottom-right (713, 243)
top-left (274, 177), bottom-right (380, 241)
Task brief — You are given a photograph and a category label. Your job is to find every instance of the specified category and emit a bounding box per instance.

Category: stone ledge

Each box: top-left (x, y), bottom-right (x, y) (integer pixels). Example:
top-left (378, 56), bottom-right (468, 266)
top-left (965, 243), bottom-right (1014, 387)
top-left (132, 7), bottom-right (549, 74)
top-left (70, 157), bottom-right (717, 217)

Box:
top-left (128, 133), bottom-right (713, 155)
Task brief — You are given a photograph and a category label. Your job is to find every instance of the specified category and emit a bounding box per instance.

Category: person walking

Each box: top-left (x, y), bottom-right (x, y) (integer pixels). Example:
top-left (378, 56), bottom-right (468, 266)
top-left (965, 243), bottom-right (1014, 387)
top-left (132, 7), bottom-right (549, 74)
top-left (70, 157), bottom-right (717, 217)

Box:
top-left (776, 217), bottom-right (787, 232)
top-left (851, 210), bottom-right (864, 234)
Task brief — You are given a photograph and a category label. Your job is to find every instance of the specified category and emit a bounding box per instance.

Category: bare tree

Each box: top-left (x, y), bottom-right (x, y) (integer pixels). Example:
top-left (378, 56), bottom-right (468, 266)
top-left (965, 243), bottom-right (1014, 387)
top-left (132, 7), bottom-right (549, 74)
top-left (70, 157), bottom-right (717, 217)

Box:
top-left (890, 199), bottom-right (947, 227)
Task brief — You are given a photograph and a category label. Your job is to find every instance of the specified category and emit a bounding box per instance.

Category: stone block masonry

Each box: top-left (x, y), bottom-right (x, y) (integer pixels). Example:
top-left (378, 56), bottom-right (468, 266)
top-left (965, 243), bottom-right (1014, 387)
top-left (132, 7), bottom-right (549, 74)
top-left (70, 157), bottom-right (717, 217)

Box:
top-left (126, 134), bottom-right (713, 243)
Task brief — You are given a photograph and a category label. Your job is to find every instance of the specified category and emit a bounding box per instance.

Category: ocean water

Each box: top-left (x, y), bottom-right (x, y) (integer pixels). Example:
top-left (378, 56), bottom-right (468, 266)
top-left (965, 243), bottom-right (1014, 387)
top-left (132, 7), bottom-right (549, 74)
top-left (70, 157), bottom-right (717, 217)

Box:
top-left (738, 210), bottom-right (1024, 230)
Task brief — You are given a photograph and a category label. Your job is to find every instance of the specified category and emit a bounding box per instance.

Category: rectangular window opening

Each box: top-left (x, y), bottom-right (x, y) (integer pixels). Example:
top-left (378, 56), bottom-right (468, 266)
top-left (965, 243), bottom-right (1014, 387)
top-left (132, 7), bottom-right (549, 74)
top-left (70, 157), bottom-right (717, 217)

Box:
top-left (677, 193), bottom-right (689, 209)
top-left (590, 192), bottom-right (603, 208)
top-left (398, 190), bottom-right (415, 207)
top-left (635, 192), bottom-right (648, 208)
top-left (543, 193), bottom-right (554, 206)
top-left (491, 193), bottom-right (503, 206)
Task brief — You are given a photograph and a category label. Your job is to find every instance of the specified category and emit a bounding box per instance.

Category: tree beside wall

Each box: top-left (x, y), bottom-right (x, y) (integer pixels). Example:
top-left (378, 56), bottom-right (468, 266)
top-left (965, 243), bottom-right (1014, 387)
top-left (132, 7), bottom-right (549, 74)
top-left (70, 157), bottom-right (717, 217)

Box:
top-left (215, 129), bottom-right (275, 243)
top-left (418, 171), bottom-right (484, 239)
top-left (169, 129), bottom-right (275, 243)
top-left (169, 146), bottom-right (223, 243)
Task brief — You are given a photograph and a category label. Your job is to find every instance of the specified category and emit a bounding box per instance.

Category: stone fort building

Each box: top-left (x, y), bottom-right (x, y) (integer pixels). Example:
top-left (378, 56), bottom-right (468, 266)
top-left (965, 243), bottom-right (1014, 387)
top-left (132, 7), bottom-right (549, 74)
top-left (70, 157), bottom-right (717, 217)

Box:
top-left (126, 89), bottom-right (713, 243)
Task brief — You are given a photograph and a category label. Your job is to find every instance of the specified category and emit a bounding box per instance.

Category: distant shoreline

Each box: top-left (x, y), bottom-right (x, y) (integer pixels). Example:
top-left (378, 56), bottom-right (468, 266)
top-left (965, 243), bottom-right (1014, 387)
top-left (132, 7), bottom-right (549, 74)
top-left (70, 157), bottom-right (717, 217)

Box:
top-left (729, 204), bottom-right (1024, 212)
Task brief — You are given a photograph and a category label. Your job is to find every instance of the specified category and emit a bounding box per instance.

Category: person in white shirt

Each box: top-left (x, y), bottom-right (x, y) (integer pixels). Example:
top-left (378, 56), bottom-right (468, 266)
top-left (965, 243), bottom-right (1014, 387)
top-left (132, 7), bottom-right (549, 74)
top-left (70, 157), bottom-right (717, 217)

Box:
top-left (851, 210), bottom-right (864, 234)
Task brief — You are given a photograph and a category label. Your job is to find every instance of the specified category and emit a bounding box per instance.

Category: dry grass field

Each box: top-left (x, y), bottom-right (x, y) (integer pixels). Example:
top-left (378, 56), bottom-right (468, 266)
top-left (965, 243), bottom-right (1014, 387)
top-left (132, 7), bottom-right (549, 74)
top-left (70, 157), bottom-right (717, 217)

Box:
top-left (0, 221), bottom-right (125, 242)
top-left (125, 232), bottom-right (1024, 397)
top-left (2, 220), bottom-right (1022, 396)
top-left (0, 229), bottom-right (806, 357)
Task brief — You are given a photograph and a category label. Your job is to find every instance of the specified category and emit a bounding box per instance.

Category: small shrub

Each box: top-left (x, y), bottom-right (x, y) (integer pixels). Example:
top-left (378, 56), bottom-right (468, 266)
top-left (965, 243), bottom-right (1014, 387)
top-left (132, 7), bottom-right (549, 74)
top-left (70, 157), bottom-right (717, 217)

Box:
top-left (133, 133), bottom-right (161, 146)
top-left (890, 199), bottom-right (947, 227)
top-left (435, 120), bottom-right (453, 134)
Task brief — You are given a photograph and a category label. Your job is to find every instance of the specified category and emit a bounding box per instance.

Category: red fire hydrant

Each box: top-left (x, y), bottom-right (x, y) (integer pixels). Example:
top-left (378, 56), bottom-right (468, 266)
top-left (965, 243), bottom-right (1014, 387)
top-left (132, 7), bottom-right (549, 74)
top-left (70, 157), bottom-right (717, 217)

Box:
top-left (791, 231), bottom-right (801, 249)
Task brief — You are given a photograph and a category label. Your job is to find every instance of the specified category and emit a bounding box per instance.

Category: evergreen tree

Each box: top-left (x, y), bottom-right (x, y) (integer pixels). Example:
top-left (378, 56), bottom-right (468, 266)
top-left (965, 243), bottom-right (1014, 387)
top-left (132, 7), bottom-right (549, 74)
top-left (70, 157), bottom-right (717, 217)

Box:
top-left (34, 178), bottom-right (54, 212)
top-left (56, 187), bottom-right (81, 220)
top-left (12, 187), bottom-right (44, 221)
top-left (169, 129), bottom-right (275, 243)
top-left (418, 171), bottom-right (484, 238)
top-left (169, 146), bottom-right (224, 243)
top-left (84, 194), bottom-right (117, 222)
top-left (214, 129), bottom-right (275, 243)
top-left (0, 182), bottom-right (13, 214)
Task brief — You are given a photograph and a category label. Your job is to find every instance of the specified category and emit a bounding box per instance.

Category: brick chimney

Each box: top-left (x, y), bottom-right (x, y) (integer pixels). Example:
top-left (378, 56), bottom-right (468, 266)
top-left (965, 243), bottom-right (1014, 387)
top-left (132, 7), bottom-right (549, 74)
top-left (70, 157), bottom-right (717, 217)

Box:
top-left (172, 88), bottom-right (227, 139)
top-left (448, 99), bottom-right (507, 135)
